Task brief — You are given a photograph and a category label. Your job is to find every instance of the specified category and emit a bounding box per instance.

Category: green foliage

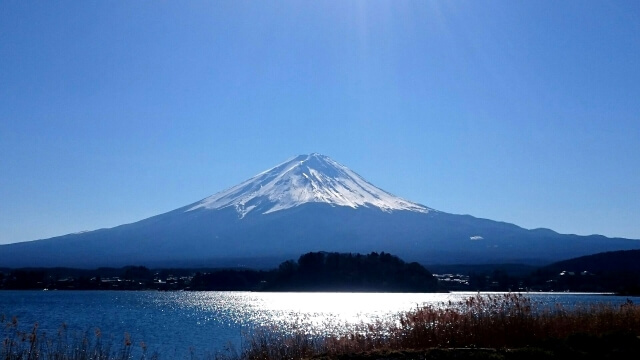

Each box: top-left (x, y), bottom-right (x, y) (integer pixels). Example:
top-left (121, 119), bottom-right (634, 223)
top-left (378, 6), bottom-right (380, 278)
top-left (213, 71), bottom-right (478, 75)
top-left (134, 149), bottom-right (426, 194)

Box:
top-left (2, 270), bottom-right (46, 289)
top-left (265, 251), bottom-right (439, 292)
top-left (185, 251), bottom-right (440, 292)
top-left (0, 251), bottom-right (439, 292)
top-left (190, 270), bottom-right (267, 291)
top-left (122, 266), bottom-right (153, 282)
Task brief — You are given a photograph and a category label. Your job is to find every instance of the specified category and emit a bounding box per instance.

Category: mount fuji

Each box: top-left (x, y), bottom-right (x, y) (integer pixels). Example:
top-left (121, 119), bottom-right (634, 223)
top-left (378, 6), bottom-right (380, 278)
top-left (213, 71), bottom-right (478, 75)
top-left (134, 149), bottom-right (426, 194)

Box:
top-left (1, 153), bottom-right (639, 268)
top-left (187, 153), bottom-right (431, 216)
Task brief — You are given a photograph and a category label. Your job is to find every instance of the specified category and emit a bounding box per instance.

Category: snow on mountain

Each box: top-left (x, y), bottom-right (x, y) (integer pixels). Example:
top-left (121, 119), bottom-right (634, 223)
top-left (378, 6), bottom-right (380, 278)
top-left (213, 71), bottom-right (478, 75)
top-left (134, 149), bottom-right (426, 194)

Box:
top-left (187, 153), bottom-right (432, 217)
top-left (2, 153), bottom-right (639, 269)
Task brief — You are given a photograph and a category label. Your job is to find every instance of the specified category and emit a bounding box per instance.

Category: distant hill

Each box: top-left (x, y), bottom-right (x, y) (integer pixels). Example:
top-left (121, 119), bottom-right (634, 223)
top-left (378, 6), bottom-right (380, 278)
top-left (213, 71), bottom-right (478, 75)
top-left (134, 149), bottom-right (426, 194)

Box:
top-left (0, 251), bottom-right (440, 293)
top-left (263, 251), bottom-right (439, 292)
top-left (190, 251), bottom-right (440, 292)
top-left (427, 263), bottom-right (539, 278)
top-left (544, 250), bottom-right (640, 273)
top-left (531, 250), bottom-right (640, 294)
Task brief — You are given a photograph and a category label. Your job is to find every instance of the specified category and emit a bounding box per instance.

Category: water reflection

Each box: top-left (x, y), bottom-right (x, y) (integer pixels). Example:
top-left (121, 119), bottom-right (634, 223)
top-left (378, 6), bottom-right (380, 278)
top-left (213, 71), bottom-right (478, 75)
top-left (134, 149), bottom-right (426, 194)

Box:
top-left (145, 291), bottom-right (467, 343)
top-left (150, 291), bottom-right (640, 340)
top-left (2, 291), bottom-right (638, 356)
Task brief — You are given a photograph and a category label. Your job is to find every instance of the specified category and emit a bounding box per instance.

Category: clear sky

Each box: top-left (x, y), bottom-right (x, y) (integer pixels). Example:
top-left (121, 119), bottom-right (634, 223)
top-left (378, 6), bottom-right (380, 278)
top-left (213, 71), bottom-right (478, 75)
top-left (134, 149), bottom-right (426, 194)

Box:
top-left (1, 1), bottom-right (639, 245)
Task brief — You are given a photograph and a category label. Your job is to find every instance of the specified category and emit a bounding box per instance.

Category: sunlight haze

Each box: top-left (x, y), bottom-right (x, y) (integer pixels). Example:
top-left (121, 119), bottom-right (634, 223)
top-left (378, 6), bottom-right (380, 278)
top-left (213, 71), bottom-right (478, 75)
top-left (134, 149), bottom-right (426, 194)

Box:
top-left (1, 0), bottom-right (639, 244)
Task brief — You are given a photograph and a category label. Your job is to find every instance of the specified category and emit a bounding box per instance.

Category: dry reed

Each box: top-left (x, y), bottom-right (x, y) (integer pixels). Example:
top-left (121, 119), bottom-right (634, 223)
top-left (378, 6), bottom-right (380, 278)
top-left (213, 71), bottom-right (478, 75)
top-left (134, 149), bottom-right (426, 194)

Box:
top-left (4, 294), bottom-right (640, 359)
top-left (226, 293), bottom-right (640, 360)
top-left (0, 314), bottom-right (153, 360)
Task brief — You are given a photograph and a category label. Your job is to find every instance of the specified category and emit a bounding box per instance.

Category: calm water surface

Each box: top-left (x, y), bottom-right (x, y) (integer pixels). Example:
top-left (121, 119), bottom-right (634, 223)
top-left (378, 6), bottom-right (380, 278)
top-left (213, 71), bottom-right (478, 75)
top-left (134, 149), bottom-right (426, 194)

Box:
top-left (1, 291), bottom-right (638, 357)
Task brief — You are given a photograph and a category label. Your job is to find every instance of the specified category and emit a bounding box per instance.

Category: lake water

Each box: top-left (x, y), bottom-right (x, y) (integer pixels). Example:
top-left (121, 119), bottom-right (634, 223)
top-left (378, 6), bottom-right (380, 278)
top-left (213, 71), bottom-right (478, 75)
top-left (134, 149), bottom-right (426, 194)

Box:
top-left (1, 291), bottom-right (639, 357)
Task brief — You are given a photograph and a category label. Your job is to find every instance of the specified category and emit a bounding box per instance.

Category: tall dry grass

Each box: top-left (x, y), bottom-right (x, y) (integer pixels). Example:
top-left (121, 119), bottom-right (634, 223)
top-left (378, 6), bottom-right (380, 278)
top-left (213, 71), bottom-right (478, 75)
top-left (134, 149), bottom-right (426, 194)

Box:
top-left (0, 315), bottom-right (153, 360)
top-left (226, 293), bottom-right (640, 360)
top-left (391, 293), bottom-right (640, 349)
top-left (4, 294), bottom-right (640, 359)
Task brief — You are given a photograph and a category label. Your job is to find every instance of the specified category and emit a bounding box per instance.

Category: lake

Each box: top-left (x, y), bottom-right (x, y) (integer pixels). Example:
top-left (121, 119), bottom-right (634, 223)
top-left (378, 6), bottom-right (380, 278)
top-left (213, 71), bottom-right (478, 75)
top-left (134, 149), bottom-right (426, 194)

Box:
top-left (1, 291), bottom-right (639, 357)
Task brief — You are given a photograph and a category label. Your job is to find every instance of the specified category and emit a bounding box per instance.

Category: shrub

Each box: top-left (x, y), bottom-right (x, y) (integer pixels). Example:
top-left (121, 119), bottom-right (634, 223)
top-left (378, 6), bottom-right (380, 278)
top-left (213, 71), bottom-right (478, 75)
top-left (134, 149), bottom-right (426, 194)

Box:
top-left (222, 294), bottom-right (640, 360)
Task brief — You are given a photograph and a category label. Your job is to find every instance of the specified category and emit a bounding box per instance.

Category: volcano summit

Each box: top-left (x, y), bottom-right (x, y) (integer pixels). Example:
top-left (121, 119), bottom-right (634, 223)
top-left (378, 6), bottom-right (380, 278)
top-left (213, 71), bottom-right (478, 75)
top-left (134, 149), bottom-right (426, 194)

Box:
top-left (188, 153), bottom-right (430, 216)
top-left (1, 154), bottom-right (639, 268)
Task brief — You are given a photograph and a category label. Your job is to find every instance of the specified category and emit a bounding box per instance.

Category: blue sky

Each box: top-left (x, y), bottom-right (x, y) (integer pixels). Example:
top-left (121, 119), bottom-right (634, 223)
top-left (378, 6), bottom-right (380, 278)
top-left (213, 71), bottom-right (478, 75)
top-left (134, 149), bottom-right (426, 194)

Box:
top-left (1, 1), bottom-right (639, 245)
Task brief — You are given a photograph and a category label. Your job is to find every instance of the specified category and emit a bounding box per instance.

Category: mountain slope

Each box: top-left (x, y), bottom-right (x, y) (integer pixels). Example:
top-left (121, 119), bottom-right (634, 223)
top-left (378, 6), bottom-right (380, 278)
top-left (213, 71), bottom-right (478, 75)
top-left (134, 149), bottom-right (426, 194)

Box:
top-left (544, 250), bottom-right (640, 273)
top-left (1, 154), bottom-right (639, 268)
top-left (187, 153), bottom-right (430, 216)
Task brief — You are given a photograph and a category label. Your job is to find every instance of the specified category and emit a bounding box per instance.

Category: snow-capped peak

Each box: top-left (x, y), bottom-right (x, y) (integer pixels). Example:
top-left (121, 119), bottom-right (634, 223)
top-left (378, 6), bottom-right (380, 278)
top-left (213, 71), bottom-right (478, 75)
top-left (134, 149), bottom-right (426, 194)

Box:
top-left (187, 153), bottom-right (432, 217)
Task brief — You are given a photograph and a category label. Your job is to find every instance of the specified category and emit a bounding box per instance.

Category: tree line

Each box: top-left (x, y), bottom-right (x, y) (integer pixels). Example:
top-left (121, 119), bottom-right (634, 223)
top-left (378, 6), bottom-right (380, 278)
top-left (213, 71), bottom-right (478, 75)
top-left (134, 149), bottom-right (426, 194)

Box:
top-left (3, 249), bottom-right (639, 294)
top-left (0, 251), bottom-right (440, 292)
top-left (191, 251), bottom-right (439, 292)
